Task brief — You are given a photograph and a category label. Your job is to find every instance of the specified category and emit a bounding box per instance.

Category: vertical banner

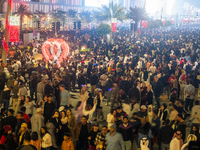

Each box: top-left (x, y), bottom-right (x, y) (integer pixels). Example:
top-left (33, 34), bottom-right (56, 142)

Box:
top-left (33, 30), bottom-right (38, 37)
top-left (111, 18), bottom-right (117, 32)
top-left (162, 18), bottom-right (165, 26)
top-left (9, 16), bottom-right (20, 42)
top-left (141, 21), bottom-right (148, 28)
top-left (171, 18), bottom-right (174, 24)
top-left (111, 23), bottom-right (117, 32)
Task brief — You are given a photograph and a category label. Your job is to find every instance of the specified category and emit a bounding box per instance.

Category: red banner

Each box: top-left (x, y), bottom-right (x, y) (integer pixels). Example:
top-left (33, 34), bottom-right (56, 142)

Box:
top-left (9, 25), bottom-right (19, 42)
top-left (162, 21), bottom-right (165, 26)
top-left (141, 21), bottom-right (148, 28)
top-left (111, 23), bottom-right (117, 32)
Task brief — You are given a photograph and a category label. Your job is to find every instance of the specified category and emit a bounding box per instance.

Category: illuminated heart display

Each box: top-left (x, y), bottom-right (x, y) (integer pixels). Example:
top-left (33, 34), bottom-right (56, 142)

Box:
top-left (42, 38), bottom-right (69, 66)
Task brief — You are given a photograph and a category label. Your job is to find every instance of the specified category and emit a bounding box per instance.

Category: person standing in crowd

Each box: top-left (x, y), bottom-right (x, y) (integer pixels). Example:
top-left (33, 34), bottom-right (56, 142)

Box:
top-left (106, 124), bottom-right (125, 150)
top-left (153, 75), bottom-right (163, 108)
top-left (24, 96), bottom-right (35, 118)
top-left (31, 108), bottom-right (44, 134)
top-left (169, 131), bottom-right (183, 150)
top-left (44, 95), bottom-right (56, 124)
top-left (118, 117), bottom-right (133, 150)
top-left (189, 100), bottom-right (200, 124)
top-left (158, 119), bottom-right (174, 150)
top-left (59, 84), bottom-right (71, 109)
top-left (30, 132), bottom-right (41, 150)
top-left (107, 109), bottom-right (116, 130)
top-left (169, 104), bottom-right (179, 122)
top-left (40, 126), bottom-right (52, 150)
top-left (128, 82), bottom-right (140, 102)
top-left (105, 76), bottom-right (113, 106)
top-left (73, 116), bottom-right (92, 150)
top-left (4, 109), bottom-right (17, 132)
top-left (185, 81), bottom-right (195, 112)
top-left (176, 114), bottom-right (187, 142)
top-left (111, 82), bottom-right (119, 109)
top-left (17, 123), bottom-right (29, 146)
top-left (95, 126), bottom-right (108, 150)
top-left (44, 81), bottom-right (53, 96)
top-left (15, 111), bottom-right (26, 136)
top-left (99, 71), bottom-right (107, 97)
top-left (62, 133), bottom-right (74, 150)
top-left (151, 109), bottom-right (160, 145)
top-left (17, 133), bottom-right (37, 150)
top-left (90, 71), bottom-right (98, 96)
top-left (88, 123), bottom-right (100, 150)
top-left (12, 80), bottom-right (19, 110)
top-left (30, 73), bottom-right (39, 101)
top-left (37, 78), bottom-right (46, 103)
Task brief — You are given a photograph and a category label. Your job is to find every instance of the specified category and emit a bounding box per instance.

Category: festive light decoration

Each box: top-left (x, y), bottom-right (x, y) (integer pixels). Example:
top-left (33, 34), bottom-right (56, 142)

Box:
top-left (42, 38), bottom-right (70, 67)
top-left (9, 26), bottom-right (19, 42)
top-left (3, 0), bottom-right (12, 56)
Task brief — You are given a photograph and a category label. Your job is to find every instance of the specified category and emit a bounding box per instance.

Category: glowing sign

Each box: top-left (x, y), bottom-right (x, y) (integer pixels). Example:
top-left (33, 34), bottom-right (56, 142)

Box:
top-left (42, 38), bottom-right (69, 66)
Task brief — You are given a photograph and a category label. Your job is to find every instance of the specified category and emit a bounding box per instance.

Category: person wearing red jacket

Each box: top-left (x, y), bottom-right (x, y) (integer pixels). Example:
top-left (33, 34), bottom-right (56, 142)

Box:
top-left (168, 73), bottom-right (177, 87)
top-left (20, 107), bottom-right (31, 129)
top-left (0, 125), bottom-right (16, 144)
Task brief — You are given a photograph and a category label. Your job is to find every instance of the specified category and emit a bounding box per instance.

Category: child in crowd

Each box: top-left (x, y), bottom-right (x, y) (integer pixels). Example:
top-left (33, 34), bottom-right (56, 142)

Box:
top-left (62, 133), bottom-right (74, 150)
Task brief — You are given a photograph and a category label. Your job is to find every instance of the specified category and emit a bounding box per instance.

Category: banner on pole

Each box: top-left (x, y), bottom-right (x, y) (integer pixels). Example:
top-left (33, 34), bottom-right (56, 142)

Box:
top-left (111, 18), bottom-right (117, 32)
top-left (9, 16), bottom-right (20, 42)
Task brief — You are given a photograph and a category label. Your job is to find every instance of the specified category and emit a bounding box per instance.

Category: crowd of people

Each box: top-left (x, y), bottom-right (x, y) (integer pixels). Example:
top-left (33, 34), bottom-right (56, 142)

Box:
top-left (0, 24), bottom-right (200, 150)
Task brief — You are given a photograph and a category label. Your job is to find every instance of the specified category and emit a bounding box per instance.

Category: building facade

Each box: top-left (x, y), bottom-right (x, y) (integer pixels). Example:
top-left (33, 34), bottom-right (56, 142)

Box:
top-left (4, 0), bottom-right (97, 13)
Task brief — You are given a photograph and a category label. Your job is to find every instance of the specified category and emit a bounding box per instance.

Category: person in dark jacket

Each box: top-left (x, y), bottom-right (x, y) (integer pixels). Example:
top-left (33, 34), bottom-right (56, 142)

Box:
top-left (190, 124), bottom-right (200, 142)
top-left (105, 76), bottom-right (113, 106)
top-left (147, 85), bottom-right (153, 105)
top-left (130, 113), bottom-right (141, 143)
top-left (126, 76), bottom-right (133, 95)
top-left (43, 95), bottom-right (56, 124)
top-left (176, 113), bottom-right (187, 141)
top-left (128, 83), bottom-right (140, 102)
top-left (90, 71), bottom-right (98, 96)
top-left (158, 119), bottom-right (174, 150)
top-left (15, 111), bottom-right (26, 136)
top-left (0, 108), bottom-right (6, 138)
top-left (118, 116), bottom-right (133, 150)
top-left (73, 116), bottom-right (92, 150)
top-left (88, 123), bottom-right (100, 150)
top-left (152, 75), bottom-right (163, 108)
top-left (4, 109), bottom-right (17, 132)
top-left (44, 81), bottom-right (53, 95)
top-left (152, 109), bottom-right (160, 143)
top-left (2, 87), bottom-right (11, 111)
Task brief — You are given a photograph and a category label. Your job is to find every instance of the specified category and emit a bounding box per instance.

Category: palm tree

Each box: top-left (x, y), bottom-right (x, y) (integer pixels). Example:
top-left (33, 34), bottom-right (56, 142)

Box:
top-left (79, 11), bottom-right (93, 27)
top-left (127, 7), bottom-right (149, 31)
top-left (15, 4), bottom-right (32, 39)
top-left (66, 9), bottom-right (77, 29)
top-left (0, 0), bottom-right (6, 13)
top-left (95, 3), bottom-right (126, 23)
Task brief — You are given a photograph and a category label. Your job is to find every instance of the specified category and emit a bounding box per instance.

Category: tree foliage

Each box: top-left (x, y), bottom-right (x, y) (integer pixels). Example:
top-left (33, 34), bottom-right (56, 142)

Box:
top-left (96, 23), bottom-right (112, 36)
top-left (51, 9), bottom-right (67, 22)
top-left (95, 3), bottom-right (126, 22)
top-left (79, 11), bottom-right (93, 23)
top-left (147, 20), bottom-right (163, 29)
top-left (66, 9), bottom-right (77, 18)
top-left (127, 7), bottom-right (149, 23)
top-left (16, 3), bottom-right (32, 19)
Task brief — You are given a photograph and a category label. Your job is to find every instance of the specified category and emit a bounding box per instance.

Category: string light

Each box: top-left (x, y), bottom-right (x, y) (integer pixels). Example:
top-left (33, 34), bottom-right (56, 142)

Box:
top-left (42, 38), bottom-right (70, 67)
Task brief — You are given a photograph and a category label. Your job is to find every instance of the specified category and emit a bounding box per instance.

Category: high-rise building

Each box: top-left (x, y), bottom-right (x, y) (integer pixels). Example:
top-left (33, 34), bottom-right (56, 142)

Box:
top-left (3, 0), bottom-right (98, 13)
